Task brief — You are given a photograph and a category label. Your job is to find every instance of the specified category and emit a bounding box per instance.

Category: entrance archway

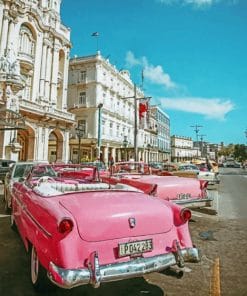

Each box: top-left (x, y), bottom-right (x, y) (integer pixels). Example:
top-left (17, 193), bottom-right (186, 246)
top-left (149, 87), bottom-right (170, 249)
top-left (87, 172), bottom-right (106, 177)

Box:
top-left (17, 125), bottom-right (35, 161)
top-left (48, 129), bottom-right (64, 163)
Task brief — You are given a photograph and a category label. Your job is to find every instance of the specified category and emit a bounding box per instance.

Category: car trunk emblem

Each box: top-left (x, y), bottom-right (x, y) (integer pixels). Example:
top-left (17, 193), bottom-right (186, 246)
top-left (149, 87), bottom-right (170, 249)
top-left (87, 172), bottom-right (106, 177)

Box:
top-left (129, 217), bottom-right (136, 228)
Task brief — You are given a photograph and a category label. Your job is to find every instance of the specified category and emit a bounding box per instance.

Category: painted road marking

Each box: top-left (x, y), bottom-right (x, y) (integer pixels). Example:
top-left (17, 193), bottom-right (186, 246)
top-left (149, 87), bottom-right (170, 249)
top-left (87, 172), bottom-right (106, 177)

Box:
top-left (210, 257), bottom-right (221, 296)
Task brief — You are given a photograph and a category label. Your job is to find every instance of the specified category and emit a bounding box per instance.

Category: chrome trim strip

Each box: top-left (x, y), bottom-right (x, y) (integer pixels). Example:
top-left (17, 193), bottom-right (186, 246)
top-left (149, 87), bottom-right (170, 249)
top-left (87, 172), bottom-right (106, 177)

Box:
top-left (173, 197), bottom-right (213, 206)
top-left (48, 247), bottom-right (200, 289)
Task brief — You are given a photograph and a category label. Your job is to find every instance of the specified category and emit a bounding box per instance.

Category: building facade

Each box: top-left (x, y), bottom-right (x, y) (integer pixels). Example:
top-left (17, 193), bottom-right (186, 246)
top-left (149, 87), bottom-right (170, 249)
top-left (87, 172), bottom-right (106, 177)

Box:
top-left (149, 106), bottom-right (170, 162)
top-left (68, 52), bottom-right (168, 165)
top-left (0, 0), bottom-right (75, 162)
top-left (171, 135), bottom-right (200, 162)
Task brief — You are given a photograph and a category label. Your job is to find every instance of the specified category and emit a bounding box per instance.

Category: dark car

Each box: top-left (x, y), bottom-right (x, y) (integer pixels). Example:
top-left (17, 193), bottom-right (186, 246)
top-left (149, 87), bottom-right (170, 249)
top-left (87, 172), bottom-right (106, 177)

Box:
top-left (0, 159), bottom-right (16, 183)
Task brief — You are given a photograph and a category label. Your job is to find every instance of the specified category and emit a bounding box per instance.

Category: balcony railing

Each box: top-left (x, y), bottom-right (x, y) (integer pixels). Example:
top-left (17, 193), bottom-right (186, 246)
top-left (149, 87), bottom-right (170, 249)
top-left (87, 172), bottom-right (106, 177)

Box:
top-left (19, 99), bottom-right (75, 121)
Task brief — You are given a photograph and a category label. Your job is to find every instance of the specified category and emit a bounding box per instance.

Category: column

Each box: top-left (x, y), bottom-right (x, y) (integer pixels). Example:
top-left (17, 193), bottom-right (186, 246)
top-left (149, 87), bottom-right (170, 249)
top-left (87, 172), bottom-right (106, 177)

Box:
top-left (39, 42), bottom-right (47, 98)
top-left (6, 20), bottom-right (14, 51)
top-left (44, 46), bottom-right (52, 100)
top-left (32, 33), bottom-right (42, 102)
top-left (50, 41), bottom-right (59, 105)
top-left (61, 49), bottom-right (69, 108)
top-left (0, 12), bottom-right (9, 56)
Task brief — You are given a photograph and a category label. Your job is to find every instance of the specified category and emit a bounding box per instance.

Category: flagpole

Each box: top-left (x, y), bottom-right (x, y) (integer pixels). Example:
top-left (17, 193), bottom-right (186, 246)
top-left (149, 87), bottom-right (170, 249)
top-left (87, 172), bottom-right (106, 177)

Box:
top-left (91, 32), bottom-right (99, 52)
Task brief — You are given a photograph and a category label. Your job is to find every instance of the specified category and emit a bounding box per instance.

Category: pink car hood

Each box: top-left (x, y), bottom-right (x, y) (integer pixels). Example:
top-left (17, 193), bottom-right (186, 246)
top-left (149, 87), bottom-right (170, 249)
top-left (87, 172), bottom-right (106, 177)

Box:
top-left (59, 191), bottom-right (173, 242)
top-left (118, 175), bottom-right (202, 201)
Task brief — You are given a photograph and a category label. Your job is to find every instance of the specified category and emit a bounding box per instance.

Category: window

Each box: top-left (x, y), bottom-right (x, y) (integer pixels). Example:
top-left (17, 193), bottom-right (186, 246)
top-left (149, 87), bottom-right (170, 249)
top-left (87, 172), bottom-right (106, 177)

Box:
top-left (79, 92), bottom-right (86, 105)
top-left (109, 122), bottom-right (113, 136)
top-left (19, 25), bottom-right (35, 57)
top-left (78, 120), bottom-right (86, 136)
top-left (80, 71), bottom-right (86, 82)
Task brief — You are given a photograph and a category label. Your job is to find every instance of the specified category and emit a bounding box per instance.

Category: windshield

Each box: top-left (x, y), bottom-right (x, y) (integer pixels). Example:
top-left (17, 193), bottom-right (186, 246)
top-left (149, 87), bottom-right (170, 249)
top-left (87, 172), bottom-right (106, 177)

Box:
top-left (13, 164), bottom-right (33, 178)
top-left (32, 165), bottom-right (57, 178)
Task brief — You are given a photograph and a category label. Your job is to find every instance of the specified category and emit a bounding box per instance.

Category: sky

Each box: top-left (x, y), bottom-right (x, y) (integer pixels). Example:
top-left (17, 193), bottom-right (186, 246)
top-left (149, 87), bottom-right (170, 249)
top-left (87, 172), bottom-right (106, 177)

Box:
top-left (61, 0), bottom-right (247, 145)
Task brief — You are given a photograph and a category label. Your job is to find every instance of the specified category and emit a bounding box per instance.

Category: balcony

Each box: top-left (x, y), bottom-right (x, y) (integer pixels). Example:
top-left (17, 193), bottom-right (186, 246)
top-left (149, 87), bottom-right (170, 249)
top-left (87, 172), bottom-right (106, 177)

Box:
top-left (18, 52), bottom-right (34, 72)
top-left (19, 99), bottom-right (75, 122)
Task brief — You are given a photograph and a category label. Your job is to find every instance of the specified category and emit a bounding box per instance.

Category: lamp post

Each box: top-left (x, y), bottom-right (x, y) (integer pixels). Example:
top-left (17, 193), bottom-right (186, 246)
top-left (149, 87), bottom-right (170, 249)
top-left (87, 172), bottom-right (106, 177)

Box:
top-left (147, 143), bottom-right (151, 164)
top-left (97, 103), bottom-right (103, 160)
top-left (75, 124), bottom-right (85, 163)
top-left (121, 84), bottom-right (151, 161)
top-left (123, 135), bottom-right (128, 161)
top-left (190, 124), bottom-right (203, 157)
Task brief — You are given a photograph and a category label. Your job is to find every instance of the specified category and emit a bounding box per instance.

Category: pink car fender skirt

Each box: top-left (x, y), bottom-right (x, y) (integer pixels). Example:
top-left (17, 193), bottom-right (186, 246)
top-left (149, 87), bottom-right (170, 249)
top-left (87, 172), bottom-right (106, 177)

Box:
top-left (48, 241), bottom-right (201, 289)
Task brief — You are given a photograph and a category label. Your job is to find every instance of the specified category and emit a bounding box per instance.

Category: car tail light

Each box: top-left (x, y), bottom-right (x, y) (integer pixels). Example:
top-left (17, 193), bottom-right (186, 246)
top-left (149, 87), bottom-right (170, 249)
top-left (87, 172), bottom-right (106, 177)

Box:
top-left (199, 180), bottom-right (208, 190)
top-left (58, 219), bottom-right (73, 234)
top-left (180, 208), bottom-right (191, 223)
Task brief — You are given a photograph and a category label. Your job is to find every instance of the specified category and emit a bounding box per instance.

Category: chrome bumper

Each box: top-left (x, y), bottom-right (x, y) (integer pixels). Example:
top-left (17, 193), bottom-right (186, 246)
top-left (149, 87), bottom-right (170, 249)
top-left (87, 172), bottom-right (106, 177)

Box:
top-left (48, 243), bottom-right (200, 289)
top-left (174, 197), bottom-right (213, 208)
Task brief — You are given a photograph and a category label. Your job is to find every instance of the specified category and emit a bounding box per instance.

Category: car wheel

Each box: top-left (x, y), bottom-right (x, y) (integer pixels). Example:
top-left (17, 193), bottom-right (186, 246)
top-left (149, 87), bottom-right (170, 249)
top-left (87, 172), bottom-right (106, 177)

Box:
top-left (30, 245), bottom-right (53, 292)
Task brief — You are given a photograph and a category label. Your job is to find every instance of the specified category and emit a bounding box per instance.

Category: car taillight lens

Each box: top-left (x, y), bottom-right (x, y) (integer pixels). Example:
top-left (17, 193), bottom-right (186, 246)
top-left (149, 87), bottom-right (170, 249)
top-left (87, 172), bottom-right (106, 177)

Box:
top-left (180, 208), bottom-right (191, 223)
top-left (58, 219), bottom-right (73, 234)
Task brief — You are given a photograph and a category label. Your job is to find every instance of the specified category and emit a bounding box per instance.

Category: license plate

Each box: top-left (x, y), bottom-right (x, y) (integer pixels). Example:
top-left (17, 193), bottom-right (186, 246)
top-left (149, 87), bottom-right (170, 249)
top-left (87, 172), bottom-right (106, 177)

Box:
top-left (118, 239), bottom-right (153, 257)
top-left (177, 193), bottom-right (191, 200)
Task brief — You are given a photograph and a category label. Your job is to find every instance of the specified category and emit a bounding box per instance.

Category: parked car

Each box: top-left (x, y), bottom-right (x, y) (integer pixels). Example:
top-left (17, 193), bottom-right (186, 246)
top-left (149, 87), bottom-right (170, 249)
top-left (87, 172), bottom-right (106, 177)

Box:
top-left (53, 163), bottom-right (109, 179)
top-left (160, 162), bottom-right (220, 186)
top-left (3, 161), bottom-right (34, 213)
top-left (103, 161), bottom-right (213, 209)
top-left (10, 164), bottom-right (200, 291)
top-left (0, 159), bottom-right (16, 183)
top-left (223, 161), bottom-right (241, 168)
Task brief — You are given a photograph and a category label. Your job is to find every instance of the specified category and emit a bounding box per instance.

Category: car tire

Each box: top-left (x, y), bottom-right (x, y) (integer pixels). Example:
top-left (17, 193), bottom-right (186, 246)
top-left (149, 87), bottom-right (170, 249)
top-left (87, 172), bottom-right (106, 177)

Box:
top-left (30, 245), bottom-right (54, 292)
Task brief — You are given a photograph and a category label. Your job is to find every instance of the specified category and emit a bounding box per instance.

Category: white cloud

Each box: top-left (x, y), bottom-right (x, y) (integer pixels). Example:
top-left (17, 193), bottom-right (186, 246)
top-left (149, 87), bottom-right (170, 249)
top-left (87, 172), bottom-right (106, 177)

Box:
top-left (160, 97), bottom-right (234, 120)
top-left (125, 51), bottom-right (176, 89)
top-left (157, 0), bottom-right (238, 8)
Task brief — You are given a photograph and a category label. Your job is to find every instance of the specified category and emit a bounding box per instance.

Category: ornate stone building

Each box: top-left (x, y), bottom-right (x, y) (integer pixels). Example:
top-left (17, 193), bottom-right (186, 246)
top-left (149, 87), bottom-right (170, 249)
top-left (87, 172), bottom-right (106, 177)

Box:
top-left (0, 0), bottom-right (75, 162)
top-left (68, 52), bottom-right (160, 164)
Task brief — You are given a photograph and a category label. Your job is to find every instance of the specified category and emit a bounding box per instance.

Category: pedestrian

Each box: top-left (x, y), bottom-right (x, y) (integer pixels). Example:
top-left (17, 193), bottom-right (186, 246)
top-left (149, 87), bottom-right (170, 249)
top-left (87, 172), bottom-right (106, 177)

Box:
top-left (108, 155), bottom-right (114, 174)
top-left (139, 158), bottom-right (144, 174)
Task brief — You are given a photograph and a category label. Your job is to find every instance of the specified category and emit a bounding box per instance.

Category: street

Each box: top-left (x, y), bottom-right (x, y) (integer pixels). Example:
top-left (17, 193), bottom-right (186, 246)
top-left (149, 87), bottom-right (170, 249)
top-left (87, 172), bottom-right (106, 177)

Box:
top-left (0, 168), bottom-right (246, 296)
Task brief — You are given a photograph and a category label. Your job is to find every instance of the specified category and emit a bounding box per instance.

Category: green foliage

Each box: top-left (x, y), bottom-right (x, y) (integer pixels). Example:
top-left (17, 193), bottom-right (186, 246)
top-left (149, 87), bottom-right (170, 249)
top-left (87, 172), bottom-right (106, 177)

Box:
top-left (233, 144), bottom-right (247, 161)
top-left (219, 144), bottom-right (247, 161)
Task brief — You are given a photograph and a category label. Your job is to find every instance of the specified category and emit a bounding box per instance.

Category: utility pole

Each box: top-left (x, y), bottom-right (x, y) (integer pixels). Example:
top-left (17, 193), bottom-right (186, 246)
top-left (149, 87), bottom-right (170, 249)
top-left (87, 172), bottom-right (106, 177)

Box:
top-left (190, 124), bottom-right (203, 157)
top-left (199, 134), bottom-right (206, 158)
top-left (122, 84), bottom-right (151, 161)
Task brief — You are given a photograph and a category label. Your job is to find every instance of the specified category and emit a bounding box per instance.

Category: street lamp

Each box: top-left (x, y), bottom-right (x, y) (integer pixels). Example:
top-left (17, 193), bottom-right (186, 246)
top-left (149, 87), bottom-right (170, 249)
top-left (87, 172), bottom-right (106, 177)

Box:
top-left (97, 103), bottom-right (103, 160)
top-left (75, 123), bottom-right (85, 163)
top-left (123, 135), bottom-right (128, 161)
top-left (147, 143), bottom-right (151, 164)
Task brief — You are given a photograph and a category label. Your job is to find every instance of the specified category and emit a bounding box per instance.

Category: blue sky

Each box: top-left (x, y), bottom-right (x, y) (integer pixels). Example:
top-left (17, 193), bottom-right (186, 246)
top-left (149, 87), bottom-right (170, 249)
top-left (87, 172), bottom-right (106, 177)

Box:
top-left (61, 0), bottom-right (247, 145)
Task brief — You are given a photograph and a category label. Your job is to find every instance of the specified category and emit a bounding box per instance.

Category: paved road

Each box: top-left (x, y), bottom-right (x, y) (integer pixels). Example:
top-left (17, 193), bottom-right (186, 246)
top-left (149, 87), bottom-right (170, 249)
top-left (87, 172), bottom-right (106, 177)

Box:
top-left (0, 169), bottom-right (246, 295)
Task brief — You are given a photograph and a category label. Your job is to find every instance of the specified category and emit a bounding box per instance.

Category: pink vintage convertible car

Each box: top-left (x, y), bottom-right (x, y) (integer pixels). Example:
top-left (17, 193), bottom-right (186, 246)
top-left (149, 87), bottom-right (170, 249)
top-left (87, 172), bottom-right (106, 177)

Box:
top-left (10, 164), bottom-right (200, 291)
top-left (103, 161), bottom-right (213, 209)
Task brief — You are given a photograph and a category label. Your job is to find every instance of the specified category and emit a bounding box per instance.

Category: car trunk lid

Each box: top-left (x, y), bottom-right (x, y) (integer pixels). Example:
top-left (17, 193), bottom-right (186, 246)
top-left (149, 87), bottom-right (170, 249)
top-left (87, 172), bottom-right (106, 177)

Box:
top-left (59, 191), bottom-right (173, 242)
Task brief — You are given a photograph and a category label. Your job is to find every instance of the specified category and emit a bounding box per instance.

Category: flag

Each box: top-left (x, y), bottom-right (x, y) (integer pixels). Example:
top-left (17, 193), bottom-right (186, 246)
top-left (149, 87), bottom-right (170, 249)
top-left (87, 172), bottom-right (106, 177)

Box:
top-left (91, 32), bottom-right (99, 37)
top-left (139, 99), bottom-right (149, 129)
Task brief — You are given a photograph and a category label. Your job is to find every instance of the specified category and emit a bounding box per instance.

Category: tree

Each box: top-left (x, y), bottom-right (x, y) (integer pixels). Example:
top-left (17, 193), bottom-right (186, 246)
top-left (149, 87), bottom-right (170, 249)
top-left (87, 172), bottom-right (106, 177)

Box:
top-left (233, 144), bottom-right (247, 161)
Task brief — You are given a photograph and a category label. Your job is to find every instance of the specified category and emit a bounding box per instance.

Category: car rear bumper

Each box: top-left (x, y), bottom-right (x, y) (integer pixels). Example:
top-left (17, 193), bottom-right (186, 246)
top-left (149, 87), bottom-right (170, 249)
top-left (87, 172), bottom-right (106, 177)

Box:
top-left (48, 242), bottom-right (200, 289)
top-left (173, 197), bottom-right (213, 208)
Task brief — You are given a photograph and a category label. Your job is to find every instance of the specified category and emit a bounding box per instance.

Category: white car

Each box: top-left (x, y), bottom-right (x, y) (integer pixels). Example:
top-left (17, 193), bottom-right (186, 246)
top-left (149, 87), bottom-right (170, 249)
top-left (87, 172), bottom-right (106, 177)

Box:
top-left (3, 161), bottom-right (34, 213)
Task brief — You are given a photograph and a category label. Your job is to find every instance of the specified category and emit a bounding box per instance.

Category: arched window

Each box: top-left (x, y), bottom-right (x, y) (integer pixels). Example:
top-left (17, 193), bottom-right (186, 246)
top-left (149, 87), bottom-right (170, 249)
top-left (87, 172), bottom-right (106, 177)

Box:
top-left (19, 25), bottom-right (35, 58)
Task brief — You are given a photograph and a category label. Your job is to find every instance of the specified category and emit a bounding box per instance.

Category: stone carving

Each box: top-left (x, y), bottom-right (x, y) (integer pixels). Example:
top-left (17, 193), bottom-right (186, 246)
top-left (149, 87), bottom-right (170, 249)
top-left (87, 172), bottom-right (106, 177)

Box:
top-left (0, 43), bottom-right (20, 77)
top-left (0, 55), bottom-right (9, 72)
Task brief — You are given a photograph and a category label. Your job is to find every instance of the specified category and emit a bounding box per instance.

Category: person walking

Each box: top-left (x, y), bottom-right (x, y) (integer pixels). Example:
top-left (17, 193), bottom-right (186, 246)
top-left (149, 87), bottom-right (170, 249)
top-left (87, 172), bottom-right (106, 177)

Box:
top-left (108, 155), bottom-right (114, 175)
